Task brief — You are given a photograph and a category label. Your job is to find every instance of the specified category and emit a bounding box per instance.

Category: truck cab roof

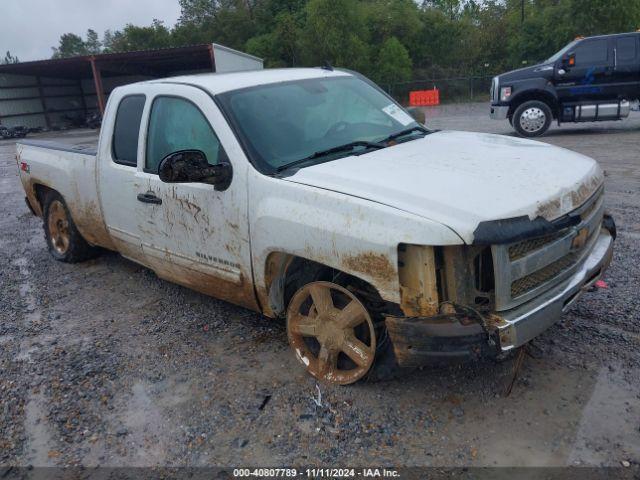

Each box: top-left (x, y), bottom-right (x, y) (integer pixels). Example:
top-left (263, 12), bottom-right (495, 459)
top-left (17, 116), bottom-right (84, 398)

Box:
top-left (133, 68), bottom-right (352, 96)
top-left (575, 31), bottom-right (640, 41)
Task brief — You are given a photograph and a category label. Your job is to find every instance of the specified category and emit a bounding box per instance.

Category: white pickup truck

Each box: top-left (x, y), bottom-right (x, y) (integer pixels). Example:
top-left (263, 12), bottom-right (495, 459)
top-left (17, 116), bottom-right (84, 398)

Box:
top-left (17, 68), bottom-right (615, 385)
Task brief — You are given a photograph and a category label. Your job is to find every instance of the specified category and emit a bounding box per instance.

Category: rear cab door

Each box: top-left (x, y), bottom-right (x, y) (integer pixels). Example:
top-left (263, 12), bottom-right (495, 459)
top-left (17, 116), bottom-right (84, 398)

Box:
top-left (134, 83), bottom-right (259, 310)
top-left (97, 90), bottom-right (148, 264)
top-left (613, 34), bottom-right (640, 99)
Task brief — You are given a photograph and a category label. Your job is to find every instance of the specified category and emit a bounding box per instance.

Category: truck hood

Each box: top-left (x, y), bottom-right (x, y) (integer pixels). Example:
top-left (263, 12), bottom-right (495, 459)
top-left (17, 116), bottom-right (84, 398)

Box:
top-left (497, 63), bottom-right (555, 82)
top-left (282, 131), bottom-right (604, 244)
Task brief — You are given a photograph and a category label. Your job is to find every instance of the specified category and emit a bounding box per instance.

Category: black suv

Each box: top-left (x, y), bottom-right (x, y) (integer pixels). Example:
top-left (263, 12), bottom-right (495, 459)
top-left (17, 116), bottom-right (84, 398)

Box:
top-left (490, 31), bottom-right (639, 137)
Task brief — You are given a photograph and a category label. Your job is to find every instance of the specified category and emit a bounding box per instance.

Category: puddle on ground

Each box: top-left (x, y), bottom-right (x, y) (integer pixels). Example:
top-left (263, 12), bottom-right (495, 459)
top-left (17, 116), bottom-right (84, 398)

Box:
top-left (24, 392), bottom-right (56, 466)
top-left (13, 256), bottom-right (41, 327)
top-left (569, 366), bottom-right (640, 466)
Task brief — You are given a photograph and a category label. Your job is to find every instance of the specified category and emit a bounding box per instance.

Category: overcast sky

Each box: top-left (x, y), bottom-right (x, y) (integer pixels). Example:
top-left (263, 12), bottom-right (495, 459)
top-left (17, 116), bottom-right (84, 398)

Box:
top-left (1, 0), bottom-right (182, 62)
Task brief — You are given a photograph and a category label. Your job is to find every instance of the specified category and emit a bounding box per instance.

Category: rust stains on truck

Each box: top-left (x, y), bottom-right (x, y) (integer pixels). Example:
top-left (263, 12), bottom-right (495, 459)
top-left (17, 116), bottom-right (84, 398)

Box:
top-left (571, 174), bottom-right (602, 208)
top-left (536, 173), bottom-right (603, 220)
top-left (258, 252), bottom-right (294, 317)
top-left (72, 200), bottom-right (115, 250)
top-left (26, 179), bottom-right (114, 250)
top-left (165, 187), bottom-right (208, 225)
top-left (397, 245), bottom-right (439, 317)
top-left (535, 197), bottom-right (562, 220)
top-left (342, 252), bottom-right (396, 284)
top-left (147, 258), bottom-right (260, 313)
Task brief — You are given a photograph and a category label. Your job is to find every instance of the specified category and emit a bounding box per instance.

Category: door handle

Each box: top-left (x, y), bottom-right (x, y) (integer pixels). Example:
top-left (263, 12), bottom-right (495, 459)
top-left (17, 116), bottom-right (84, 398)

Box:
top-left (137, 192), bottom-right (162, 205)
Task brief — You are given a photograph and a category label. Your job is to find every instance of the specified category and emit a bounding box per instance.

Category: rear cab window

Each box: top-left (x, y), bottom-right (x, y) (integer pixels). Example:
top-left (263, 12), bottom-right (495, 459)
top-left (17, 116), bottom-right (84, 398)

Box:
top-left (112, 95), bottom-right (146, 167)
top-left (145, 96), bottom-right (226, 174)
top-left (616, 36), bottom-right (638, 62)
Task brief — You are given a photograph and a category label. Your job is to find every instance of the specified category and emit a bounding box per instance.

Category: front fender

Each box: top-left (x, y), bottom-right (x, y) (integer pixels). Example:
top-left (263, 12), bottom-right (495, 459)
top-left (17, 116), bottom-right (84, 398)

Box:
top-left (508, 79), bottom-right (558, 112)
top-left (250, 177), bottom-right (463, 309)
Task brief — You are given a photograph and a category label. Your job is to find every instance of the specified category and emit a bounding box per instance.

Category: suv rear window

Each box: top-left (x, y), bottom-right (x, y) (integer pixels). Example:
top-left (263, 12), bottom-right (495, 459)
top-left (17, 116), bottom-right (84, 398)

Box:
top-left (112, 95), bottom-right (146, 167)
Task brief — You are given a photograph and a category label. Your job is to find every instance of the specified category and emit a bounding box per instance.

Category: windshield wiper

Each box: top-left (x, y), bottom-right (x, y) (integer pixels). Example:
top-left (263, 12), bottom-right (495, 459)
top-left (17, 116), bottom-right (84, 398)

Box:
top-left (380, 125), bottom-right (430, 144)
top-left (275, 140), bottom-right (384, 173)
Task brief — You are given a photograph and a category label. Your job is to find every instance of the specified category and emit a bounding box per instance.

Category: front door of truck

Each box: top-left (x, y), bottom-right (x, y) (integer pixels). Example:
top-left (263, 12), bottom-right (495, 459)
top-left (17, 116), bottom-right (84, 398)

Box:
top-left (135, 84), bottom-right (258, 310)
top-left (555, 37), bottom-right (613, 102)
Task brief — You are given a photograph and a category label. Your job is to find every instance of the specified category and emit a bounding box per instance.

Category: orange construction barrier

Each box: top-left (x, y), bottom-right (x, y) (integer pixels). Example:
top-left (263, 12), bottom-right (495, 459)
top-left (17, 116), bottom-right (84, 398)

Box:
top-left (409, 88), bottom-right (440, 107)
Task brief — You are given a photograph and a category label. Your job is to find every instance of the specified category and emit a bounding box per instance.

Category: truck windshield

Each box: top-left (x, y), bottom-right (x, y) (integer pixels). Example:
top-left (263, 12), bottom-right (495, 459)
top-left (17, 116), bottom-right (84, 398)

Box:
top-left (546, 40), bottom-right (580, 63)
top-left (217, 75), bottom-right (422, 173)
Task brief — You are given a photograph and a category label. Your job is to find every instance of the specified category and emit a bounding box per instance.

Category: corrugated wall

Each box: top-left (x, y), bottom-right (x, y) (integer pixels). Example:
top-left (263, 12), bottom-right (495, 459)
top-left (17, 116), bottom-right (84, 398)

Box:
top-left (0, 73), bottom-right (44, 128)
top-left (0, 73), bottom-right (156, 129)
top-left (0, 43), bottom-right (261, 130)
top-left (80, 75), bottom-right (151, 111)
top-left (0, 73), bottom-right (85, 128)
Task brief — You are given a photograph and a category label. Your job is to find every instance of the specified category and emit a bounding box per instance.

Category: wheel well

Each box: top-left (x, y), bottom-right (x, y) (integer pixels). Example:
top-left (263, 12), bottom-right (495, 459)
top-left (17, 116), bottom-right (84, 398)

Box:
top-left (32, 184), bottom-right (55, 213)
top-left (509, 91), bottom-right (558, 119)
top-left (263, 253), bottom-right (393, 318)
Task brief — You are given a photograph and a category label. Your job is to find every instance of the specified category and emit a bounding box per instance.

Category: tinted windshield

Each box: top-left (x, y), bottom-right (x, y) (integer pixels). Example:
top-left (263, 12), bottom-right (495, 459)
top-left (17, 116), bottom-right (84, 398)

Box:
top-left (217, 75), bottom-right (419, 173)
top-left (546, 40), bottom-right (580, 63)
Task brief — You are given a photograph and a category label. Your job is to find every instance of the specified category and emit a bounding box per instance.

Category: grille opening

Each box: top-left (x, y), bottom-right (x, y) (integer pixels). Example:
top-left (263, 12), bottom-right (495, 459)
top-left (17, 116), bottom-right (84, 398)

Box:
top-left (474, 247), bottom-right (495, 293)
top-left (511, 252), bottom-right (579, 297)
top-left (508, 230), bottom-right (566, 261)
top-left (473, 247), bottom-right (495, 307)
top-left (510, 227), bottom-right (599, 298)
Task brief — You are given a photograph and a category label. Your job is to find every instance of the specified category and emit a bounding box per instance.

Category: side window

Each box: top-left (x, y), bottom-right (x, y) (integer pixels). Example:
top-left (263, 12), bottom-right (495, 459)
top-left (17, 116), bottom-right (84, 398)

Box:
top-left (575, 39), bottom-right (609, 66)
top-left (112, 95), bottom-right (146, 166)
top-left (617, 37), bottom-right (637, 62)
top-left (145, 96), bottom-right (225, 173)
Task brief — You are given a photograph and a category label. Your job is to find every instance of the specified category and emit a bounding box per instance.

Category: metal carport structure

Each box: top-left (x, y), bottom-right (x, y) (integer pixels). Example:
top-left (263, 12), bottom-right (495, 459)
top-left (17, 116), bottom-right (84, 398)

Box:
top-left (0, 44), bottom-right (262, 129)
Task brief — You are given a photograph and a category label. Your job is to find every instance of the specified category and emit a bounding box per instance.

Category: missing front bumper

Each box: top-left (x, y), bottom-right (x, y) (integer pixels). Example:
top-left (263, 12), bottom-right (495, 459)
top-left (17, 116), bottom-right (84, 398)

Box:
top-left (385, 227), bottom-right (614, 367)
top-left (385, 315), bottom-right (499, 366)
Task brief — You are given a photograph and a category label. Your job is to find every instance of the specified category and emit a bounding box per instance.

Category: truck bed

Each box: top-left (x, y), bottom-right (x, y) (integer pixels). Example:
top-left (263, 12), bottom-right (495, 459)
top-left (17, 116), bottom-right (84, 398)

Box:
top-left (18, 139), bottom-right (98, 157)
top-left (16, 138), bottom-right (114, 250)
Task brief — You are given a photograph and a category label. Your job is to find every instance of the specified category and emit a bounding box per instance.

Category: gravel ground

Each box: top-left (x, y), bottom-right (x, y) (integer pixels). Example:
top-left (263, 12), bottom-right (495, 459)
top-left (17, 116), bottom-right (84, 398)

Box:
top-left (1, 105), bottom-right (639, 468)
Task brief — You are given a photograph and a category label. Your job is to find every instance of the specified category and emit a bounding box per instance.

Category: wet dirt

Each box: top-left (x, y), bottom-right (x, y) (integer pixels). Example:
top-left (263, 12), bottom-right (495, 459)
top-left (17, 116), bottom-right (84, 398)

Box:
top-left (1, 119), bottom-right (639, 468)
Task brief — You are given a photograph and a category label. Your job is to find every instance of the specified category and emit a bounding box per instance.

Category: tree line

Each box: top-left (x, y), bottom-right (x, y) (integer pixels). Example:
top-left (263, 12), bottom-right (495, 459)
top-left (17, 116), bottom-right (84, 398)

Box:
top-left (26, 0), bottom-right (640, 85)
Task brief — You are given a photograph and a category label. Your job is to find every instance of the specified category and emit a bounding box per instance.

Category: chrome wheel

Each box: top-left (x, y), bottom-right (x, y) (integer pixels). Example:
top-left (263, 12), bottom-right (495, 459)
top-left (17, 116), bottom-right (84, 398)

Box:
top-left (519, 107), bottom-right (546, 133)
top-left (287, 281), bottom-right (376, 385)
top-left (47, 200), bottom-right (70, 255)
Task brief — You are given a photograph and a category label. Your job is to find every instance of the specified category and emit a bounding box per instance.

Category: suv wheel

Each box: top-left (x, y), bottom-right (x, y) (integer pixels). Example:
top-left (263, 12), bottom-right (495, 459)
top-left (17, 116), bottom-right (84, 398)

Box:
top-left (513, 100), bottom-right (552, 137)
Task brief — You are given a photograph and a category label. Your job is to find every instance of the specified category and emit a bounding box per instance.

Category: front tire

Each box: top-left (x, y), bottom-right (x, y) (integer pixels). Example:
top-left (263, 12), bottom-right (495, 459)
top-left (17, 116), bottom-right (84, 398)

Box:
top-left (285, 266), bottom-right (400, 385)
top-left (512, 100), bottom-right (552, 137)
top-left (287, 281), bottom-right (377, 385)
top-left (43, 191), bottom-right (99, 263)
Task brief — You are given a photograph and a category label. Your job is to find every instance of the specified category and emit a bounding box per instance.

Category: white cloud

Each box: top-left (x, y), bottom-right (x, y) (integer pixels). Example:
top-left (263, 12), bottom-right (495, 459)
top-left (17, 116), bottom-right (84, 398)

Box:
top-left (1, 0), bottom-right (182, 61)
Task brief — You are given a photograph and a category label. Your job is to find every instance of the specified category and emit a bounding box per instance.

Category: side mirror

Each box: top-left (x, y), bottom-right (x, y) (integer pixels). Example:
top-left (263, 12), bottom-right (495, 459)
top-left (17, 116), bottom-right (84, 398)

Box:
top-left (406, 107), bottom-right (426, 125)
top-left (561, 52), bottom-right (576, 69)
top-left (158, 150), bottom-right (232, 191)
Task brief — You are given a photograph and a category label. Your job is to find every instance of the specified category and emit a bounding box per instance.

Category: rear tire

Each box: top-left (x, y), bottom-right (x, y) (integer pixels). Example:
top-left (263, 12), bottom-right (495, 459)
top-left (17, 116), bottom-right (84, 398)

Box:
top-left (42, 191), bottom-right (99, 263)
top-left (513, 100), bottom-right (552, 137)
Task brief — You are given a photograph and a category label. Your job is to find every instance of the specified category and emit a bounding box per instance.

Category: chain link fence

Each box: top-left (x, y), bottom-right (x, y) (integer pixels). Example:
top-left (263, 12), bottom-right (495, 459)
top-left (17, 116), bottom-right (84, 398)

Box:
top-left (385, 75), bottom-right (495, 106)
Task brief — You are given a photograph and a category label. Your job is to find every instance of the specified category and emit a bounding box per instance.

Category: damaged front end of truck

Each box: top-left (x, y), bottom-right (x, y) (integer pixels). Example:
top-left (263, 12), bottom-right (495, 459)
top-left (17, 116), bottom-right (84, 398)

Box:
top-left (385, 187), bottom-right (616, 367)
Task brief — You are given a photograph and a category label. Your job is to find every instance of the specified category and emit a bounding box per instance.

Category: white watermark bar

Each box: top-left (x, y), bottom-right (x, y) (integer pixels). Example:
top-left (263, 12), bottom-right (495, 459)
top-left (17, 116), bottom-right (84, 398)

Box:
top-left (1, 467), bottom-right (639, 480)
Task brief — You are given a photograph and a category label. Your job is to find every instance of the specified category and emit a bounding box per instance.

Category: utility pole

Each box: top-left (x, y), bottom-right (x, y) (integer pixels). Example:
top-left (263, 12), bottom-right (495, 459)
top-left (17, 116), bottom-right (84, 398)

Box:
top-left (521, 0), bottom-right (525, 24)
